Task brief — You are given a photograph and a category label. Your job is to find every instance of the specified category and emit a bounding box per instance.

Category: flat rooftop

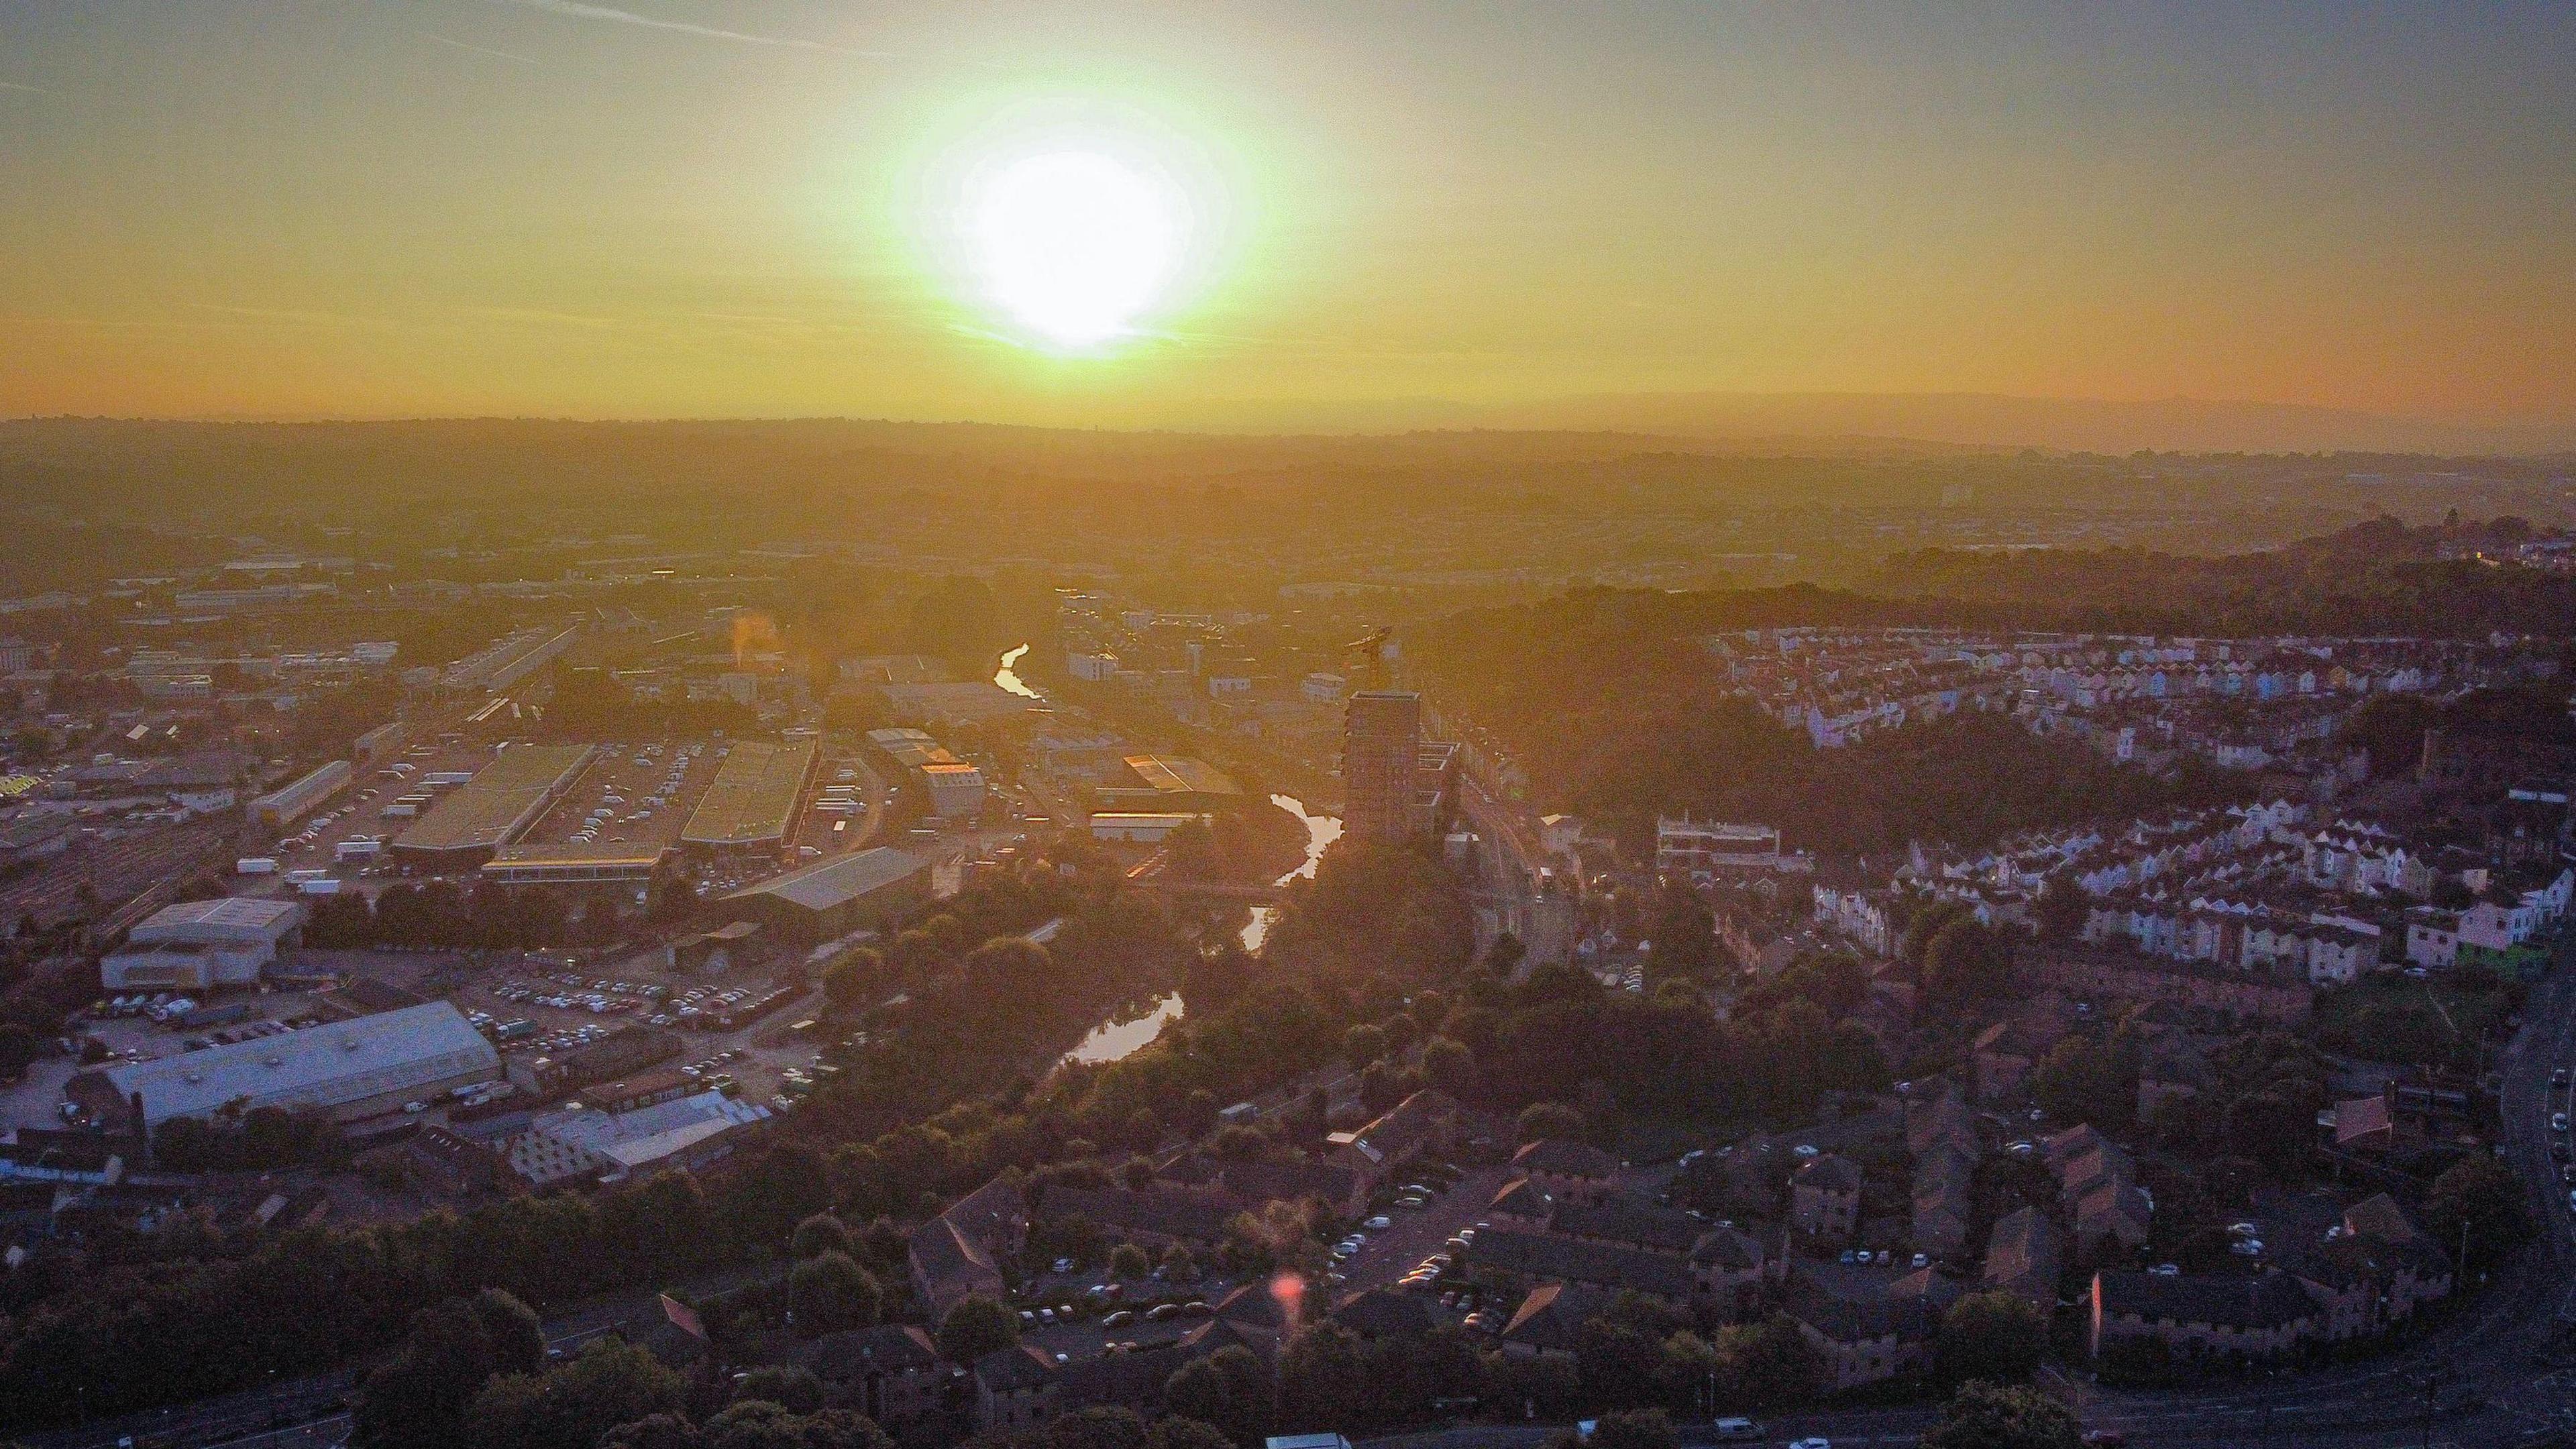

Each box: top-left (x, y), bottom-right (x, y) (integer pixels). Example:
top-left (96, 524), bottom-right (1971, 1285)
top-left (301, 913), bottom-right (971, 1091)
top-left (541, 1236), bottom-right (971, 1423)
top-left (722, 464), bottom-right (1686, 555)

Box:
top-left (724, 845), bottom-right (927, 914)
top-left (682, 738), bottom-right (816, 847)
top-left (394, 744), bottom-right (593, 854)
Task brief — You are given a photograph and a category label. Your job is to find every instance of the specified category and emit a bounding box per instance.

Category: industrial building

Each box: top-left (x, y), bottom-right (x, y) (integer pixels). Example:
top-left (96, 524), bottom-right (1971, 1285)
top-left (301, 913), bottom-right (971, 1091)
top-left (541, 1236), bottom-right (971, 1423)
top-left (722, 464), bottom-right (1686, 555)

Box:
top-left (1089, 813), bottom-right (1203, 844)
top-left (443, 624), bottom-right (581, 692)
top-left (74, 1002), bottom-right (500, 1130)
top-left (867, 728), bottom-right (986, 818)
top-left (1094, 755), bottom-right (1244, 814)
top-left (251, 760), bottom-right (352, 828)
top-left (478, 841), bottom-right (671, 885)
top-left (505, 1089), bottom-right (771, 1187)
top-left (876, 679), bottom-right (1041, 730)
top-left (100, 896), bottom-right (309, 991)
top-left (392, 744), bottom-right (593, 863)
top-left (681, 737), bottom-right (818, 854)
top-left (722, 845), bottom-right (930, 942)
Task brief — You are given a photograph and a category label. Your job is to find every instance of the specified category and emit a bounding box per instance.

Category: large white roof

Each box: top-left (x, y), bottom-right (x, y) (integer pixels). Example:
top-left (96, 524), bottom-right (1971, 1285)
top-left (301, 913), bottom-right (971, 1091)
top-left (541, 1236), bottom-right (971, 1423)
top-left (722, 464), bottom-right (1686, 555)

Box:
top-left (103, 1001), bottom-right (498, 1126)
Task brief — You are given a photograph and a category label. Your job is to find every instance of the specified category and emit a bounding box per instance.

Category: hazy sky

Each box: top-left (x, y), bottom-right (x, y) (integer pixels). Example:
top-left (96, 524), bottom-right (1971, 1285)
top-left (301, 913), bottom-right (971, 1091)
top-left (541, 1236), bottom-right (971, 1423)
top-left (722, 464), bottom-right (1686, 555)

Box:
top-left (4, 1), bottom-right (2573, 427)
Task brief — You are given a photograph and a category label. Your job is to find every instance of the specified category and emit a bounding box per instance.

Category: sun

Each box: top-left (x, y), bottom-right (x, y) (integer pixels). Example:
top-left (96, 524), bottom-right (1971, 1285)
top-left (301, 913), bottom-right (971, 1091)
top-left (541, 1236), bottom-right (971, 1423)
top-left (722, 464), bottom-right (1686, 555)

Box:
top-left (967, 150), bottom-right (1178, 350)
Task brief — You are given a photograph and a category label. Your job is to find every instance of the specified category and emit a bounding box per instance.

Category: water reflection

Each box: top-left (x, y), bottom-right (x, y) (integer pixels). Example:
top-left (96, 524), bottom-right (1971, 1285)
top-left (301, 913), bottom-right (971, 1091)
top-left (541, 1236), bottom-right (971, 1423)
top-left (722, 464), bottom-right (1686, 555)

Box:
top-left (1240, 793), bottom-right (1341, 952)
top-left (1065, 993), bottom-right (1183, 1065)
top-left (994, 643), bottom-right (1042, 700)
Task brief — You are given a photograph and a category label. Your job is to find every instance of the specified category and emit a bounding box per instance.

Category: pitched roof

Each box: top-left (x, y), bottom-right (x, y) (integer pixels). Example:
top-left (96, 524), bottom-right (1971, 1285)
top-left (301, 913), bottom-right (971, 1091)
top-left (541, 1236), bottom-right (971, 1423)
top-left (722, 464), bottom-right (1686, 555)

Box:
top-left (1035, 1185), bottom-right (1234, 1244)
top-left (1689, 1224), bottom-right (1764, 1271)
top-left (908, 1217), bottom-right (1004, 1316)
top-left (1330, 1287), bottom-right (1438, 1338)
top-left (1220, 1158), bottom-right (1361, 1208)
top-left (1982, 1207), bottom-right (2063, 1299)
top-left (1500, 1282), bottom-right (1604, 1355)
top-left (1794, 1154), bottom-right (1863, 1195)
top-left (2095, 1270), bottom-right (2320, 1330)
top-left (1348, 1089), bottom-right (1464, 1165)
top-left (1468, 1227), bottom-right (1695, 1299)
top-left (805, 1324), bottom-right (940, 1379)
top-left (1783, 1259), bottom-right (1956, 1344)
top-left (1513, 1137), bottom-right (1621, 1179)
top-left (1490, 1177), bottom-right (1556, 1219)
top-left (974, 1343), bottom-right (1061, 1395)
top-left (1549, 1191), bottom-right (1708, 1253)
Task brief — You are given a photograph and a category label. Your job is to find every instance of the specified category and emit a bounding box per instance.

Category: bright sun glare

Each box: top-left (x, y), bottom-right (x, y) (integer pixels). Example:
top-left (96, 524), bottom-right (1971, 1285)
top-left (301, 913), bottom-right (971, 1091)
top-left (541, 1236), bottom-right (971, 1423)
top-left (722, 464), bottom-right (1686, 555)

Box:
top-left (968, 151), bottom-right (1177, 350)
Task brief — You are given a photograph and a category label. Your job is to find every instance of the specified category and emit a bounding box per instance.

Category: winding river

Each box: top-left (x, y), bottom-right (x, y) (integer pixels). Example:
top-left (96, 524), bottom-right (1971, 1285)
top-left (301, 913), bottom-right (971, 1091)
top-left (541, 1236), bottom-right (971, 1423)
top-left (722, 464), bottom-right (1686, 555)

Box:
top-left (993, 643), bottom-right (1042, 700)
top-left (1239, 792), bottom-right (1342, 953)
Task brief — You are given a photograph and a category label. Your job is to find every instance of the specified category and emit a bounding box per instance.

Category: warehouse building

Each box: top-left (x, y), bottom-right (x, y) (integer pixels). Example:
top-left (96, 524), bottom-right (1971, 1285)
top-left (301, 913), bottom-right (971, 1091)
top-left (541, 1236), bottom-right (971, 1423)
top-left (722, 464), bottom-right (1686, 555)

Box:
top-left (1094, 755), bottom-right (1244, 814)
top-left (867, 728), bottom-right (986, 818)
top-left (479, 841), bottom-right (670, 886)
top-left (100, 896), bottom-right (309, 991)
top-left (252, 760), bottom-right (352, 828)
top-left (392, 744), bottom-right (593, 865)
top-left (722, 845), bottom-right (930, 943)
top-left (682, 737), bottom-right (818, 855)
top-left (72, 1002), bottom-right (500, 1130)
top-left (505, 1089), bottom-right (771, 1187)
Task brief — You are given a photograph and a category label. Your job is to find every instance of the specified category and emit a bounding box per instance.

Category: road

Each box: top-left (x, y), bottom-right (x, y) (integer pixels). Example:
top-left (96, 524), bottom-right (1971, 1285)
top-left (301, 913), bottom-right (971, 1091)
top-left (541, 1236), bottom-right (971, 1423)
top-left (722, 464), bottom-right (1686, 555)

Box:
top-left (1455, 778), bottom-right (1573, 970)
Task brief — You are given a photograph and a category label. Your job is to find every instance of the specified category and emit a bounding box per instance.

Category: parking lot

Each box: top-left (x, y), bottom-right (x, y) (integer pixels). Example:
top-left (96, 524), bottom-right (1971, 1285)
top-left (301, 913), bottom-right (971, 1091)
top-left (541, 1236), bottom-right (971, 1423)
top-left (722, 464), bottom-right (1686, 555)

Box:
top-left (521, 737), bottom-right (729, 856)
top-left (260, 740), bottom-right (507, 886)
top-left (1329, 1163), bottom-right (1505, 1286)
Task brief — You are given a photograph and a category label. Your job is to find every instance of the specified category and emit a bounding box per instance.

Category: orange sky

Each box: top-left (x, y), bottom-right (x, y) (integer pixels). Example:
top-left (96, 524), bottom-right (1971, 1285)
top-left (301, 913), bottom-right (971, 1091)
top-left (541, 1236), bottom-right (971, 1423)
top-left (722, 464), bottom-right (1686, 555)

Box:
top-left (3, 3), bottom-right (2572, 431)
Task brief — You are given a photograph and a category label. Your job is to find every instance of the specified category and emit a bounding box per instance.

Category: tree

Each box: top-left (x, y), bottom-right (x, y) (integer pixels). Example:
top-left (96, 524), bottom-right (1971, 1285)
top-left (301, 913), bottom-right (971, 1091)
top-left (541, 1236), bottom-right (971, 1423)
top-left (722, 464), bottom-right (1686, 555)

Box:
top-left (598, 1413), bottom-right (704, 1449)
top-left (788, 1252), bottom-right (882, 1336)
top-left (1517, 1101), bottom-right (1585, 1143)
top-left (1585, 1409), bottom-right (1679, 1449)
top-left (0, 1022), bottom-right (43, 1080)
top-left (1342, 1023), bottom-right (1388, 1067)
top-left (1160, 1243), bottom-right (1200, 1282)
top-left (702, 1403), bottom-right (891, 1449)
top-left (821, 948), bottom-right (883, 1010)
top-left (1276, 1324), bottom-right (1364, 1432)
top-left (470, 1289), bottom-right (545, 1380)
top-left (2030, 1036), bottom-right (2136, 1130)
top-left (1164, 1344), bottom-right (1272, 1446)
top-left (1923, 919), bottom-right (2010, 1002)
top-left (1422, 1036), bottom-right (1474, 1093)
top-left (936, 1295), bottom-right (1019, 1363)
top-left (2035, 877), bottom-right (2088, 946)
top-left (465, 1341), bottom-right (684, 1449)
top-left (352, 1297), bottom-right (508, 1449)
top-left (732, 1366), bottom-right (824, 1414)
top-left (1044, 1406), bottom-right (1150, 1449)
top-left (2424, 1152), bottom-right (2532, 1271)
top-left (1918, 1380), bottom-right (2081, 1449)
top-left (1150, 1418), bottom-right (1237, 1449)
top-left (1110, 1243), bottom-right (1152, 1280)
top-left (1935, 1293), bottom-right (2049, 1386)
top-left (792, 1214), bottom-right (854, 1262)
top-left (1707, 1316), bottom-right (1821, 1411)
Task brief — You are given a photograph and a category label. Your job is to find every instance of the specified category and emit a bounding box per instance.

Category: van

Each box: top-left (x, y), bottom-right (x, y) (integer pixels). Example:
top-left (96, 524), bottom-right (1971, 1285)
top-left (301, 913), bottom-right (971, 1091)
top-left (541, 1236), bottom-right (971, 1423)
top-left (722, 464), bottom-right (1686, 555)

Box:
top-left (1713, 1420), bottom-right (1762, 1442)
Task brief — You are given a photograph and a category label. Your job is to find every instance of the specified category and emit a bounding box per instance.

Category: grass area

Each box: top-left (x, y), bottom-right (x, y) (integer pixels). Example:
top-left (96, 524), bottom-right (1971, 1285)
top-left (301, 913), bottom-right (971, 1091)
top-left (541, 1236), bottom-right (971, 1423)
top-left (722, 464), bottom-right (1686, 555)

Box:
top-left (2312, 969), bottom-right (2522, 1069)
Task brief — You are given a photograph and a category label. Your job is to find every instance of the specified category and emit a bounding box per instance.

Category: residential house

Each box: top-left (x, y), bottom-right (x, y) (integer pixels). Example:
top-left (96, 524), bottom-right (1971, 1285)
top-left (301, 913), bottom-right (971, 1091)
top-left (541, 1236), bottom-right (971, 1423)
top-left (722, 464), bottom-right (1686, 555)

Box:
top-left (1791, 1154), bottom-right (1863, 1241)
top-left (2087, 1271), bottom-right (2321, 1365)
top-left (805, 1325), bottom-right (945, 1426)
top-left (1981, 1207), bottom-right (2064, 1310)
top-left (1512, 1137), bottom-right (1623, 1205)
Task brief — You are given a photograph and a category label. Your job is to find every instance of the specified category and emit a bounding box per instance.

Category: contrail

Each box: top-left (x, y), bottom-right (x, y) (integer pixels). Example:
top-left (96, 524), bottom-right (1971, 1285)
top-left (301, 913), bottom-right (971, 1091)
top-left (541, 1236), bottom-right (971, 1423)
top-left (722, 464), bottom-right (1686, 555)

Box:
top-left (486, 0), bottom-right (898, 56)
top-left (421, 32), bottom-right (541, 65)
top-left (0, 80), bottom-right (52, 94)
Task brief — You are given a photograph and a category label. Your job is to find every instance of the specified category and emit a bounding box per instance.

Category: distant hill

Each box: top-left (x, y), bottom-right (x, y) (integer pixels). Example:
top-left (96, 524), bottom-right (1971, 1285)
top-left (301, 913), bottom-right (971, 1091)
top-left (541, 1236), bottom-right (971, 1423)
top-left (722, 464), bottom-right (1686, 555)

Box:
top-left (1477, 391), bottom-right (2576, 456)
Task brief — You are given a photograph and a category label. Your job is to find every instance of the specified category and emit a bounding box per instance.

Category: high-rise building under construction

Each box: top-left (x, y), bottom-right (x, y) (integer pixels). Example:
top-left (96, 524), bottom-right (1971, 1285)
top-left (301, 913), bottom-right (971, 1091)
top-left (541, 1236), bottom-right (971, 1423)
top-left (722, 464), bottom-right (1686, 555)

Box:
top-left (1342, 690), bottom-right (1423, 844)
